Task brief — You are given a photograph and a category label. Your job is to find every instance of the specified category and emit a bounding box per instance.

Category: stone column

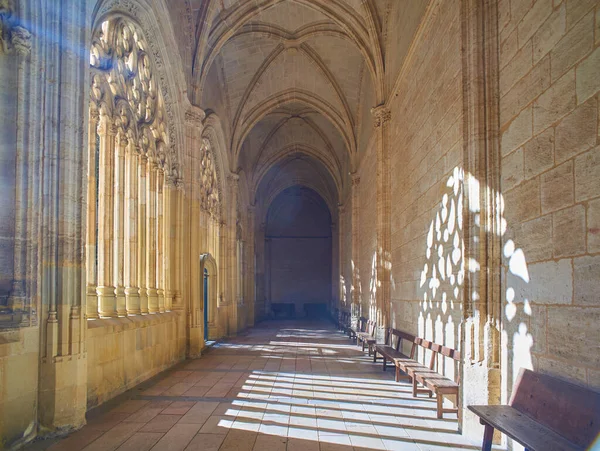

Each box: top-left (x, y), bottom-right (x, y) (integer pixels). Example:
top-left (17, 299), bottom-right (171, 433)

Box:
top-left (114, 129), bottom-right (127, 316)
top-left (460, 0), bottom-right (502, 438)
top-left (372, 105), bottom-right (392, 339)
top-left (86, 107), bottom-right (99, 319)
top-left (96, 111), bottom-right (117, 318)
top-left (351, 173), bottom-right (360, 327)
top-left (228, 174), bottom-right (239, 334)
top-left (138, 154), bottom-right (148, 314)
top-left (124, 146), bottom-right (140, 315)
top-left (265, 236), bottom-right (271, 318)
top-left (163, 175), bottom-right (175, 311)
top-left (37, 0), bottom-right (88, 432)
top-left (246, 204), bottom-right (256, 326)
top-left (146, 160), bottom-right (158, 313)
top-left (157, 168), bottom-right (165, 313)
top-left (338, 204), bottom-right (345, 309)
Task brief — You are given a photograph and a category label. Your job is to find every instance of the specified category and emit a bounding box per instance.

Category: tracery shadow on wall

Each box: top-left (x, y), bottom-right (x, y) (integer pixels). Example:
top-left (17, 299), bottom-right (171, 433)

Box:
top-left (411, 166), bottom-right (533, 391)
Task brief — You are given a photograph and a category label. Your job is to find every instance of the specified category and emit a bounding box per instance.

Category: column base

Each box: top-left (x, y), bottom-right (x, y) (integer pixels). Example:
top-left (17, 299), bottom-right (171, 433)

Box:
top-left (147, 288), bottom-right (158, 314)
top-left (125, 286), bottom-right (141, 315)
top-left (96, 286), bottom-right (117, 318)
top-left (116, 286), bottom-right (126, 317)
top-left (157, 289), bottom-right (165, 313)
top-left (139, 287), bottom-right (149, 314)
top-left (38, 353), bottom-right (87, 434)
top-left (86, 285), bottom-right (99, 319)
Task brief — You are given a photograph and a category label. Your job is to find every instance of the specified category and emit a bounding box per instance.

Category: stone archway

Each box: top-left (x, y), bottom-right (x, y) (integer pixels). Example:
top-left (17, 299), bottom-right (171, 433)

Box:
top-left (200, 253), bottom-right (218, 339)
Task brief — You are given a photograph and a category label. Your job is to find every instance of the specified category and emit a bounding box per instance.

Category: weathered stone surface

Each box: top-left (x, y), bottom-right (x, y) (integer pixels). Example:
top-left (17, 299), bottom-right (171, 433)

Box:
top-left (588, 198), bottom-right (600, 252)
top-left (574, 145), bottom-right (600, 201)
top-left (565, 0), bottom-right (597, 29)
top-left (507, 259), bottom-right (572, 305)
top-left (574, 255), bottom-right (600, 305)
top-left (501, 106), bottom-right (533, 156)
top-left (533, 69), bottom-right (576, 134)
top-left (532, 2), bottom-right (566, 64)
top-left (518, 214), bottom-right (553, 262)
top-left (541, 160), bottom-right (574, 213)
top-left (555, 97), bottom-right (597, 163)
top-left (547, 307), bottom-right (600, 366)
top-left (505, 177), bottom-right (541, 223)
top-left (501, 41), bottom-right (533, 96)
top-left (553, 204), bottom-right (586, 257)
top-left (537, 356), bottom-right (588, 385)
top-left (523, 128), bottom-right (555, 179)
top-left (518, 0), bottom-right (553, 45)
top-left (501, 147), bottom-right (523, 190)
top-left (576, 45), bottom-right (600, 103)
top-left (501, 56), bottom-right (551, 126)
top-left (551, 10), bottom-right (594, 80)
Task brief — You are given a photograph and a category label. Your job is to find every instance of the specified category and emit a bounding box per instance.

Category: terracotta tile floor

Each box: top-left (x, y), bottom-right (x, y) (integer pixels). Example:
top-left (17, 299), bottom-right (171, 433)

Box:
top-left (28, 320), bottom-right (480, 451)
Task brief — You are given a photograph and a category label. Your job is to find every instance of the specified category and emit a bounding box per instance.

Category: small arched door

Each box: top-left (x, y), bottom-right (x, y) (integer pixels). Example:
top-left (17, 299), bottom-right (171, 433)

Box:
top-left (203, 268), bottom-right (209, 341)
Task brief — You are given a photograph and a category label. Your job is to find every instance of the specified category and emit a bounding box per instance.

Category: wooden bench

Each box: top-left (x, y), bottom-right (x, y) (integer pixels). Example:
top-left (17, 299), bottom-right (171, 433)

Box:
top-left (357, 319), bottom-right (376, 354)
top-left (348, 316), bottom-right (366, 340)
top-left (410, 343), bottom-right (461, 419)
top-left (373, 329), bottom-right (417, 382)
top-left (380, 334), bottom-right (460, 419)
top-left (468, 368), bottom-right (600, 451)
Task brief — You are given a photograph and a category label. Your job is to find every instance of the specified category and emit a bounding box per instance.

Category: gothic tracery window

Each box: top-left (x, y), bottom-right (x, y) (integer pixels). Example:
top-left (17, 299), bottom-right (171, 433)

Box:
top-left (86, 17), bottom-right (177, 319)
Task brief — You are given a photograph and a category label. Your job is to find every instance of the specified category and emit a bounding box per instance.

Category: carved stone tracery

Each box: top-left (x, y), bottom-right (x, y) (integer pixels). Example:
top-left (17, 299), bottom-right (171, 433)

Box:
top-left (90, 17), bottom-right (178, 179)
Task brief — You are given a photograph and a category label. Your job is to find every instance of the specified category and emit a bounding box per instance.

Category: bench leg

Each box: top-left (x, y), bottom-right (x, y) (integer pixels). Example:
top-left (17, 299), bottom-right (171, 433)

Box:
top-left (436, 392), bottom-right (443, 419)
top-left (362, 341), bottom-right (365, 352)
top-left (395, 366), bottom-right (400, 382)
top-left (481, 423), bottom-right (494, 451)
top-left (373, 350), bottom-right (377, 363)
top-left (383, 358), bottom-right (387, 371)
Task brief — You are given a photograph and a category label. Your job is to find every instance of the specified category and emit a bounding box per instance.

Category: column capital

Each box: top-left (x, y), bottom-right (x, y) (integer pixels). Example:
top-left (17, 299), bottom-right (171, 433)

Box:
top-left (0, 3), bottom-right (31, 57)
top-left (351, 172), bottom-right (360, 186)
top-left (371, 105), bottom-right (391, 128)
top-left (185, 107), bottom-right (205, 126)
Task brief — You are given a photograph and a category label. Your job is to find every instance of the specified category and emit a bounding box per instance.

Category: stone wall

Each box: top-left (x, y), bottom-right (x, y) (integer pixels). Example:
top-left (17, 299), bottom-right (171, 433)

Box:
top-left (388, 0), bottom-right (464, 353)
top-left (499, 0), bottom-right (600, 391)
top-left (0, 327), bottom-right (39, 447)
top-left (86, 312), bottom-right (185, 409)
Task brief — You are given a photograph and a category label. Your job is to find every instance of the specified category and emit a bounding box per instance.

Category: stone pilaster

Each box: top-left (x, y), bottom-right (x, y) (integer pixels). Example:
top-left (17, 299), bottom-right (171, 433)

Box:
top-left (138, 154), bottom-right (149, 314)
top-left (96, 112), bottom-right (117, 318)
top-left (372, 105), bottom-right (392, 340)
top-left (351, 173), bottom-right (361, 327)
top-left (37, 0), bottom-right (88, 434)
top-left (124, 147), bottom-right (140, 315)
top-left (163, 175), bottom-right (175, 312)
top-left (86, 107), bottom-right (99, 319)
top-left (146, 161), bottom-right (158, 313)
top-left (338, 203), bottom-right (345, 310)
top-left (246, 204), bottom-right (256, 326)
top-left (114, 129), bottom-right (127, 317)
top-left (227, 173), bottom-right (239, 334)
top-left (460, 0), bottom-right (502, 438)
top-left (157, 168), bottom-right (165, 313)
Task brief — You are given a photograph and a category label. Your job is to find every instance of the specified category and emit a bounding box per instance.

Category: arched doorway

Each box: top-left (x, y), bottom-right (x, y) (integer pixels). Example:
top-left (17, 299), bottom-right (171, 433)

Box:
top-left (265, 186), bottom-right (332, 319)
top-left (203, 268), bottom-right (209, 341)
top-left (199, 253), bottom-right (218, 340)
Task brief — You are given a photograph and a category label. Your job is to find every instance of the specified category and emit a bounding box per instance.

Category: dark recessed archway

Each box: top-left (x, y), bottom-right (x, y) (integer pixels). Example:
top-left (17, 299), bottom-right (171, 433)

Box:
top-left (264, 185), bottom-right (332, 320)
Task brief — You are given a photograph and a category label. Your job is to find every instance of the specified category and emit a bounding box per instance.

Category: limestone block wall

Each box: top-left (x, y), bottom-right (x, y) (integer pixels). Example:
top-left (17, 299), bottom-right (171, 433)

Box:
top-left (0, 327), bottom-right (39, 447)
top-left (358, 140), bottom-right (377, 319)
top-left (388, 0), bottom-right (464, 353)
top-left (86, 312), bottom-right (185, 409)
top-left (499, 0), bottom-right (600, 391)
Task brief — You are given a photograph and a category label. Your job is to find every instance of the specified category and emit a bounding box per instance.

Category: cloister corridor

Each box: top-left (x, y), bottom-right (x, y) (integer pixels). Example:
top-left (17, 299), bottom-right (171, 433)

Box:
top-left (27, 321), bottom-right (478, 451)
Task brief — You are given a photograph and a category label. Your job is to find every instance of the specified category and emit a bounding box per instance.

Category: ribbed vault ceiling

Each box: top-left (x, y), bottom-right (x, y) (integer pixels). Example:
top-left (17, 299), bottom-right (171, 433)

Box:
top-left (169, 0), bottom-right (429, 204)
